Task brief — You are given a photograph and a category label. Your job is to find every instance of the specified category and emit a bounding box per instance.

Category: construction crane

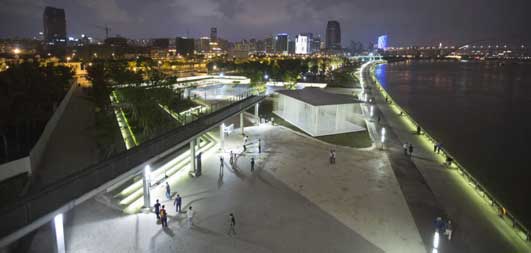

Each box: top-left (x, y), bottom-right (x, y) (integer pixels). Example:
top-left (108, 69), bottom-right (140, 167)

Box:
top-left (94, 25), bottom-right (111, 39)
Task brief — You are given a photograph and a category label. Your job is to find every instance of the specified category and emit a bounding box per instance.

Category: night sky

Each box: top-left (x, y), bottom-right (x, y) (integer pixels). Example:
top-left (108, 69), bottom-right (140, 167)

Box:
top-left (1, 0), bottom-right (530, 46)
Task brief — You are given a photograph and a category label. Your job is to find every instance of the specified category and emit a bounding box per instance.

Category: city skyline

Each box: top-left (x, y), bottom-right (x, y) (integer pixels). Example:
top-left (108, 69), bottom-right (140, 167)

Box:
top-left (1, 0), bottom-right (530, 46)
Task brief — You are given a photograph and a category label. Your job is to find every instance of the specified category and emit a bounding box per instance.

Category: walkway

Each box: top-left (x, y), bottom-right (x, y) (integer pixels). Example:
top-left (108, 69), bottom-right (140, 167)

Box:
top-left (365, 64), bottom-right (531, 252)
top-left (27, 123), bottom-right (392, 252)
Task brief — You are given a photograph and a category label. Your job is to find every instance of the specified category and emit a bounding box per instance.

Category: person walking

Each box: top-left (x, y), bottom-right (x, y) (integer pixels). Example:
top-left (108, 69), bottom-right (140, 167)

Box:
top-left (258, 139), bottom-right (262, 153)
top-left (436, 143), bottom-right (442, 154)
top-left (403, 143), bottom-right (409, 156)
top-left (329, 150), bottom-right (334, 164)
top-left (165, 182), bottom-right (171, 200)
top-left (160, 205), bottom-right (168, 227)
top-left (187, 206), bottom-right (194, 228)
top-left (332, 150), bottom-right (337, 164)
top-left (154, 199), bottom-right (161, 220)
top-left (444, 220), bottom-right (453, 240)
top-left (227, 213), bottom-right (236, 236)
top-left (174, 194), bottom-right (182, 213)
top-left (250, 158), bottom-right (255, 172)
top-left (220, 156), bottom-right (224, 169)
top-left (408, 144), bottom-right (414, 156)
top-left (416, 125), bottom-right (421, 135)
top-left (229, 151), bottom-right (234, 165)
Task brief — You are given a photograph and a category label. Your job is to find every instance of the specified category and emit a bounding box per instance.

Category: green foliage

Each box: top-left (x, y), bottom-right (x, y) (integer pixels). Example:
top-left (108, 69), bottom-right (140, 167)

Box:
top-left (0, 62), bottom-right (74, 161)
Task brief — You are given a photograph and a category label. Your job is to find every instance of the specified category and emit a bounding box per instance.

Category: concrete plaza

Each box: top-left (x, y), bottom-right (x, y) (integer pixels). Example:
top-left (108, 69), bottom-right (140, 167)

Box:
top-left (26, 117), bottom-right (426, 253)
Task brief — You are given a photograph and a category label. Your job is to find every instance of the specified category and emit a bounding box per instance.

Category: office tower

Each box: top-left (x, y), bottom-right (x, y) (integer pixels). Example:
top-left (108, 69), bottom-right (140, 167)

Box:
top-left (210, 27), bottom-right (217, 42)
top-left (326, 20), bottom-right (341, 51)
top-left (43, 6), bottom-right (66, 46)
top-left (295, 34), bottom-right (309, 54)
top-left (275, 33), bottom-right (288, 54)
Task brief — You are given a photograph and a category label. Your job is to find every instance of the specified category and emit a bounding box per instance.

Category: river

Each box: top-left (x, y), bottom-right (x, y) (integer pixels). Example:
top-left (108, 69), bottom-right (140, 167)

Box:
top-left (375, 60), bottom-right (531, 228)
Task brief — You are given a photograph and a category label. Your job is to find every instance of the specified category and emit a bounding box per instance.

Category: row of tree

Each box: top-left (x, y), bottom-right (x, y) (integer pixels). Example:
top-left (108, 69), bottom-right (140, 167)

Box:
top-left (0, 62), bottom-right (73, 163)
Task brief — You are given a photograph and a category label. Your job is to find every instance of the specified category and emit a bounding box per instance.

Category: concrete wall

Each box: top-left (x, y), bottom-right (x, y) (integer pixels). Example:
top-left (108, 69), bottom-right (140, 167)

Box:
top-left (29, 82), bottom-right (77, 174)
top-left (0, 157), bottom-right (31, 182)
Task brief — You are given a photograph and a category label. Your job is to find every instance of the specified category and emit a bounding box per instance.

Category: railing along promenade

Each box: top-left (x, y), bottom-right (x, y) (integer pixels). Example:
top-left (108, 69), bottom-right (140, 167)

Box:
top-left (367, 61), bottom-right (530, 242)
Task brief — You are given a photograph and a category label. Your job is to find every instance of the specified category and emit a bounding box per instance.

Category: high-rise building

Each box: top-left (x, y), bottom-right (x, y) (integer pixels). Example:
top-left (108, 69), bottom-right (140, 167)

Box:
top-left (326, 20), bottom-right (341, 51)
top-left (43, 6), bottom-right (66, 47)
top-left (377, 35), bottom-right (388, 50)
top-left (198, 37), bottom-right (210, 53)
top-left (311, 36), bottom-right (321, 53)
top-left (295, 34), bottom-right (309, 54)
top-left (210, 27), bottom-right (217, 42)
top-left (175, 37), bottom-right (195, 56)
top-left (275, 33), bottom-right (288, 54)
top-left (288, 40), bottom-right (295, 54)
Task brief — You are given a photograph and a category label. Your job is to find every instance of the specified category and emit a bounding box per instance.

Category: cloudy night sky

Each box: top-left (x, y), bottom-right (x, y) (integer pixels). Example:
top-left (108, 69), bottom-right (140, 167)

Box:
top-left (1, 0), bottom-right (530, 46)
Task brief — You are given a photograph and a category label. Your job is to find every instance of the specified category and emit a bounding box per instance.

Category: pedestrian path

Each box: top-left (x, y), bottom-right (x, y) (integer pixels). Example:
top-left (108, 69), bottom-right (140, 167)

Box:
top-left (365, 63), bottom-right (531, 252)
top-left (26, 121), bottom-right (386, 253)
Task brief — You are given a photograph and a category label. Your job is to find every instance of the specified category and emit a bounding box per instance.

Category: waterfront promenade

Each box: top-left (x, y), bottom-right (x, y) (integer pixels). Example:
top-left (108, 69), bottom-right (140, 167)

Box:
top-left (364, 62), bottom-right (531, 252)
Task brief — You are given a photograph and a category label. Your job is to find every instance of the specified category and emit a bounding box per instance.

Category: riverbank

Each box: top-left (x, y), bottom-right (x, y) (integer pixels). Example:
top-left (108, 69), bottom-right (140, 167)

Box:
top-left (364, 61), bottom-right (530, 252)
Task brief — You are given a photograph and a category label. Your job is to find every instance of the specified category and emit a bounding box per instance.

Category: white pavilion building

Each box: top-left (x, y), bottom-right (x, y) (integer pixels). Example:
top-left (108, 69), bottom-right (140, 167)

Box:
top-left (274, 88), bottom-right (365, 137)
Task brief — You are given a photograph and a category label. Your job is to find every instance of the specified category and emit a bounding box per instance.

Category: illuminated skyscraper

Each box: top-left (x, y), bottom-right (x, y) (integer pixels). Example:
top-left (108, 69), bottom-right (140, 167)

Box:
top-left (326, 20), bottom-right (341, 51)
top-left (377, 35), bottom-right (388, 50)
top-left (295, 34), bottom-right (309, 54)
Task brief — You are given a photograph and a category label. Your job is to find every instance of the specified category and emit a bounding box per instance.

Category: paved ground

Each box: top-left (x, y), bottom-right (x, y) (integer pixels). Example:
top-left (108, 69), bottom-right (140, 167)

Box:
top-left (25, 114), bottom-right (426, 253)
top-left (363, 65), bottom-right (531, 253)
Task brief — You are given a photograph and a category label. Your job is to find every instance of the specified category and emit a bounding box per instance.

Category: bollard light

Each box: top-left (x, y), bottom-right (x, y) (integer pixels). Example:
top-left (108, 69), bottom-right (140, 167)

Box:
top-left (380, 127), bottom-right (386, 144)
top-left (370, 105), bottom-right (374, 117)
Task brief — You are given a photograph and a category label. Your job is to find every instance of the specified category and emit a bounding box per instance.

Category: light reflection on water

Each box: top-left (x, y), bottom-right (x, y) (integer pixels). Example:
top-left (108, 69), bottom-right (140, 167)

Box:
top-left (376, 60), bottom-right (531, 228)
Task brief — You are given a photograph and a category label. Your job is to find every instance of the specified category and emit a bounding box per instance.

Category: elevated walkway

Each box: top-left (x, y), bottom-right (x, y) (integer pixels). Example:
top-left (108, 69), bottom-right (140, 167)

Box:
top-left (0, 95), bottom-right (265, 246)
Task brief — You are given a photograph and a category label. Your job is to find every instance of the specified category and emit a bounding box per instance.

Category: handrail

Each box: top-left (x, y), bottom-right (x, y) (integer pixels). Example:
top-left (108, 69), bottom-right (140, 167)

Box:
top-left (0, 94), bottom-right (265, 239)
top-left (367, 61), bottom-right (530, 242)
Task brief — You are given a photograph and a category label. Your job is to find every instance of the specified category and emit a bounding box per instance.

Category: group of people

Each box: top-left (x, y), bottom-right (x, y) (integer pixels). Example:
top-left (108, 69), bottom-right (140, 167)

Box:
top-left (434, 216), bottom-right (453, 240)
top-left (402, 143), bottom-right (414, 156)
top-left (153, 194), bottom-right (194, 229)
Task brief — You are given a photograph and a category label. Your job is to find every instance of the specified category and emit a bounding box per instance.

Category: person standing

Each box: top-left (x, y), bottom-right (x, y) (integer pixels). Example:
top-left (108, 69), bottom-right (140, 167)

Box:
top-left (436, 143), bottom-right (442, 154)
top-left (160, 205), bottom-right (168, 227)
top-left (154, 199), bottom-right (161, 220)
top-left (258, 139), bottom-right (262, 153)
top-left (408, 144), bottom-right (414, 156)
top-left (433, 143), bottom-right (437, 153)
top-left (445, 220), bottom-right (453, 240)
top-left (187, 206), bottom-right (194, 228)
top-left (404, 143), bottom-right (409, 156)
top-left (416, 125), bottom-right (421, 135)
top-left (329, 150), bottom-right (334, 164)
top-left (250, 158), bottom-right (255, 172)
top-left (332, 150), bottom-right (337, 164)
top-left (227, 213), bottom-right (236, 236)
top-left (165, 182), bottom-right (171, 200)
top-left (229, 151), bottom-right (234, 165)
top-left (220, 156), bottom-right (224, 169)
top-left (174, 194), bottom-right (182, 213)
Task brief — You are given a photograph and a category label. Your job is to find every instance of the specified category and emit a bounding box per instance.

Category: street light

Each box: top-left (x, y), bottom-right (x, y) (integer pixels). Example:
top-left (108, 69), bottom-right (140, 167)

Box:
top-left (13, 48), bottom-right (21, 55)
top-left (264, 74), bottom-right (269, 80)
top-left (66, 57), bottom-right (71, 62)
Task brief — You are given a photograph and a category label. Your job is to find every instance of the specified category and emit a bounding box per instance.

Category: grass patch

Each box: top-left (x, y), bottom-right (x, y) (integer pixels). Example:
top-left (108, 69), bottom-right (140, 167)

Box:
top-left (258, 97), bottom-right (372, 148)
